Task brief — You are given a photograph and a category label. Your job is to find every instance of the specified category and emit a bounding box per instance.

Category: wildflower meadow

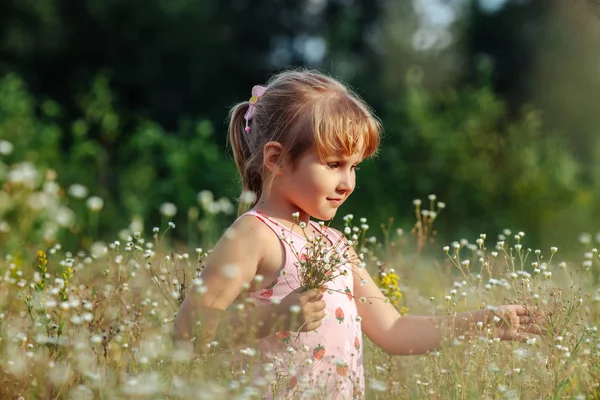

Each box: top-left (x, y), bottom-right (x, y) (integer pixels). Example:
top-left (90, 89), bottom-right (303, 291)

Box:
top-left (2, 0), bottom-right (600, 398)
top-left (1, 141), bottom-right (600, 399)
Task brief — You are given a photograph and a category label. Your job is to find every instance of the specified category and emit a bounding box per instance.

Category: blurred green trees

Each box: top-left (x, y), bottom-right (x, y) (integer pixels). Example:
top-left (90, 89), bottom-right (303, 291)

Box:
top-left (1, 0), bottom-right (599, 249)
top-left (0, 73), bottom-right (235, 249)
top-left (367, 64), bottom-right (582, 244)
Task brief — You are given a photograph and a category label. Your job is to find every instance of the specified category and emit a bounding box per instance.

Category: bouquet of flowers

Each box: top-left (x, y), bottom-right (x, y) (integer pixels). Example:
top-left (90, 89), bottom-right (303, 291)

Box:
top-left (267, 212), bottom-right (408, 313)
top-left (285, 212), bottom-right (356, 292)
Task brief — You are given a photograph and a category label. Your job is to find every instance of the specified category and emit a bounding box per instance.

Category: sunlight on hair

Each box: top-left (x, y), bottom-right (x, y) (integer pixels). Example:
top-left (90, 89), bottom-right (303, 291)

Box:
top-left (311, 92), bottom-right (381, 161)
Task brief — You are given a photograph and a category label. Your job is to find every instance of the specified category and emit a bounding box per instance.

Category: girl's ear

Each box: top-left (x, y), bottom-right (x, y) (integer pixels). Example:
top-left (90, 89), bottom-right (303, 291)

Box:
top-left (263, 142), bottom-right (285, 175)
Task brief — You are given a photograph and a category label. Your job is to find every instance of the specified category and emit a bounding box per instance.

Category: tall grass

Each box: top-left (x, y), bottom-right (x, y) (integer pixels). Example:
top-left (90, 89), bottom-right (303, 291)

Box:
top-left (1, 147), bottom-right (600, 399)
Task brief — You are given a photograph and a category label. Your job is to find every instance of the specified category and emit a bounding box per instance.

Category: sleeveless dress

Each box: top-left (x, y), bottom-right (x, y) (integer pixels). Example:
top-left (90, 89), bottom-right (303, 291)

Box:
top-left (238, 210), bottom-right (364, 400)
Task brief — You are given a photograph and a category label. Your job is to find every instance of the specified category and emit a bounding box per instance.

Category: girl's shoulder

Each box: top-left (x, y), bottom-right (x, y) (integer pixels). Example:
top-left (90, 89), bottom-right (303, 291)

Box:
top-left (228, 211), bottom-right (288, 253)
top-left (230, 211), bottom-right (279, 241)
top-left (201, 213), bottom-right (282, 280)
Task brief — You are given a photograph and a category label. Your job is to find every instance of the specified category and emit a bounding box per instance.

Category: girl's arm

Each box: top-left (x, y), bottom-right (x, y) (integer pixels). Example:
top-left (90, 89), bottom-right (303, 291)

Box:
top-left (172, 216), bottom-right (327, 352)
top-left (172, 216), bottom-right (278, 350)
top-left (350, 248), bottom-right (543, 355)
top-left (173, 293), bottom-right (287, 352)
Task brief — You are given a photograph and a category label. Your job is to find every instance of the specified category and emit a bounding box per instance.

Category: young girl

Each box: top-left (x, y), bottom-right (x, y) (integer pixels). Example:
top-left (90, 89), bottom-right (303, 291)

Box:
top-left (172, 69), bottom-right (543, 399)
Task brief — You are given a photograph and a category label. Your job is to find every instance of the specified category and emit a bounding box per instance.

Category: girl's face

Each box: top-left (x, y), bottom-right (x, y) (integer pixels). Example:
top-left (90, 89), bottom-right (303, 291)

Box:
top-left (279, 147), bottom-right (363, 221)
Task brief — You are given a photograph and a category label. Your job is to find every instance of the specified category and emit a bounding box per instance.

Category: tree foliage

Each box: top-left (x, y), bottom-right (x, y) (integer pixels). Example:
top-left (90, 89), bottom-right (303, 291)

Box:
top-left (1, 0), bottom-right (598, 249)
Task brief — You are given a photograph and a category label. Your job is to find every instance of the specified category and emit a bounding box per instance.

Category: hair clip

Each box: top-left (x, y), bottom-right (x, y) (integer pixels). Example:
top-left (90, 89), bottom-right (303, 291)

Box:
top-left (244, 85), bottom-right (266, 133)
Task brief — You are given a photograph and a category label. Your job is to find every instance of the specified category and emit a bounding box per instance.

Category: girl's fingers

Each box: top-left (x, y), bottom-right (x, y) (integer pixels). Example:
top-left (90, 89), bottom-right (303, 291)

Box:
top-left (512, 332), bottom-right (529, 343)
top-left (518, 316), bottom-right (534, 325)
top-left (512, 305), bottom-right (546, 321)
top-left (514, 315), bottom-right (547, 335)
top-left (307, 290), bottom-right (323, 301)
top-left (519, 323), bottom-right (547, 335)
top-left (305, 319), bottom-right (324, 332)
top-left (308, 300), bottom-right (326, 312)
top-left (313, 310), bottom-right (326, 322)
top-left (511, 305), bottom-right (528, 316)
top-left (298, 311), bottom-right (327, 332)
top-left (524, 308), bottom-right (546, 321)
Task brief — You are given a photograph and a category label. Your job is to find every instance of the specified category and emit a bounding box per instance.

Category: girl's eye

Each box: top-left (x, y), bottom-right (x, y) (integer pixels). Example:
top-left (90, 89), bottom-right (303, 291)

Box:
top-left (327, 162), bottom-right (360, 171)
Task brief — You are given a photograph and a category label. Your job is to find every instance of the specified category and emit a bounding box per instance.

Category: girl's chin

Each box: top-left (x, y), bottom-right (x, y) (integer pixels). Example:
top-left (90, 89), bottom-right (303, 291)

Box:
top-left (313, 209), bottom-right (337, 221)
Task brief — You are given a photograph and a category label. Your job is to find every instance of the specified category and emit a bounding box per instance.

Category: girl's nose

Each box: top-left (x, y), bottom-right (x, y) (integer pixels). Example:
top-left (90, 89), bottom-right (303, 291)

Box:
top-left (337, 170), bottom-right (355, 194)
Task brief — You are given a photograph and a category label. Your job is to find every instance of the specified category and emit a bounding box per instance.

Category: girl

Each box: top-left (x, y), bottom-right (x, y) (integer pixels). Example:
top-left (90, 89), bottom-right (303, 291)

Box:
top-left (172, 69), bottom-right (543, 399)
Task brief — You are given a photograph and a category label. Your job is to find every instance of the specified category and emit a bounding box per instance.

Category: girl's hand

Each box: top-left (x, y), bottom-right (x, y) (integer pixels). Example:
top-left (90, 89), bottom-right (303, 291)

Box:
top-left (279, 288), bottom-right (327, 332)
top-left (487, 305), bottom-right (546, 341)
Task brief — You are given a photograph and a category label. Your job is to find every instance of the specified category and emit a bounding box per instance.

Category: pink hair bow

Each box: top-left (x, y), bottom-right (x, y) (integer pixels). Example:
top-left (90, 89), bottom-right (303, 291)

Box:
top-left (244, 85), bottom-right (266, 133)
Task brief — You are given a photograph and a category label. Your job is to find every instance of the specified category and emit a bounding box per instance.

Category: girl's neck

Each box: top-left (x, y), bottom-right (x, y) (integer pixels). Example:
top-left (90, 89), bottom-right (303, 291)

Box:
top-left (253, 196), bottom-right (310, 225)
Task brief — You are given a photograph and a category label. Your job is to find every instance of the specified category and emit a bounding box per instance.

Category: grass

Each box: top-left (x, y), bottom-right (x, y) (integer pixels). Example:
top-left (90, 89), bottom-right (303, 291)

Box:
top-left (1, 165), bottom-right (600, 399)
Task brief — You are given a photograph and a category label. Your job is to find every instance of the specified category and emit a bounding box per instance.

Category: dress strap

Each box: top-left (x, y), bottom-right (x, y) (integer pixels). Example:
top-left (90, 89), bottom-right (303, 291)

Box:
top-left (235, 210), bottom-right (286, 239)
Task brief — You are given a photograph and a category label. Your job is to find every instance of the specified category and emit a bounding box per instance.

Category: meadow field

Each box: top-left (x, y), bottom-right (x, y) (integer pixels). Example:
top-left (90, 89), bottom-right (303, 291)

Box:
top-left (1, 148), bottom-right (600, 400)
top-left (2, 1), bottom-right (600, 398)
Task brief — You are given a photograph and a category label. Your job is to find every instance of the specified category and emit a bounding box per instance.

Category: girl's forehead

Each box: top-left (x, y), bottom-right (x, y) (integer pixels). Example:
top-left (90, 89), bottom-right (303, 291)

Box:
top-left (320, 149), bottom-right (364, 162)
top-left (316, 134), bottom-right (367, 159)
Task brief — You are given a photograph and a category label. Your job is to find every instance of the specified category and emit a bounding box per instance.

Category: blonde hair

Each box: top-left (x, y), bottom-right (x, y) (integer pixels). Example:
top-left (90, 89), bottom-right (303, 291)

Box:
top-left (228, 69), bottom-right (382, 214)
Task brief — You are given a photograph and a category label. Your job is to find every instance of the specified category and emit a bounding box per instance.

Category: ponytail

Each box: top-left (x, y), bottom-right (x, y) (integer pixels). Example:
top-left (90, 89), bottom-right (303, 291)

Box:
top-left (228, 102), bottom-right (262, 215)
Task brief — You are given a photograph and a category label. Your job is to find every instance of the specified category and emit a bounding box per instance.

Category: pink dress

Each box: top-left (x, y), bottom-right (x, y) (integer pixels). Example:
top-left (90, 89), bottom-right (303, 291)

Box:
top-left (239, 210), bottom-right (364, 399)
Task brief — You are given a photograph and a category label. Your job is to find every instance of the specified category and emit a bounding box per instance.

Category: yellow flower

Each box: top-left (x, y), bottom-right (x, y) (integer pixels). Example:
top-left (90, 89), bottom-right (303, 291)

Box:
top-left (35, 250), bottom-right (48, 291)
top-left (59, 265), bottom-right (73, 301)
top-left (62, 266), bottom-right (73, 283)
top-left (375, 269), bottom-right (406, 313)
